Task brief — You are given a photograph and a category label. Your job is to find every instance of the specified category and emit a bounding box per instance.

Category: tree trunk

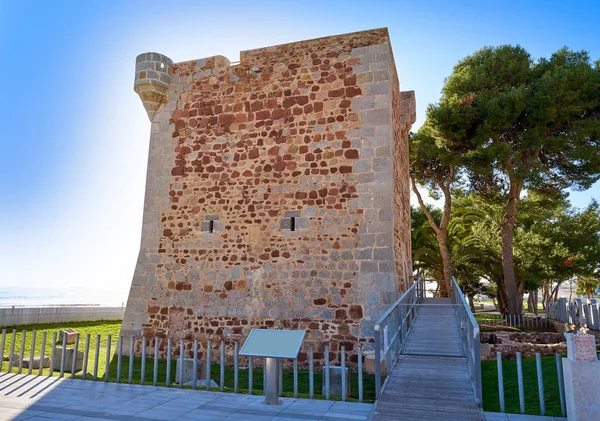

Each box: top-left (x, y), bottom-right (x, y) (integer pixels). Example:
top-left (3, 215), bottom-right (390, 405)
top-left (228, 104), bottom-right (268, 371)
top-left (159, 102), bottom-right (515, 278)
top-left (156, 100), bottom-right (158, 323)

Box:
top-left (501, 179), bottom-right (523, 314)
top-left (541, 284), bottom-right (551, 309)
top-left (527, 293), bottom-right (534, 313)
top-left (468, 294), bottom-right (476, 313)
top-left (527, 291), bottom-right (539, 315)
top-left (552, 282), bottom-right (561, 301)
top-left (436, 231), bottom-right (452, 297)
top-left (495, 275), bottom-right (509, 315)
top-left (410, 175), bottom-right (453, 297)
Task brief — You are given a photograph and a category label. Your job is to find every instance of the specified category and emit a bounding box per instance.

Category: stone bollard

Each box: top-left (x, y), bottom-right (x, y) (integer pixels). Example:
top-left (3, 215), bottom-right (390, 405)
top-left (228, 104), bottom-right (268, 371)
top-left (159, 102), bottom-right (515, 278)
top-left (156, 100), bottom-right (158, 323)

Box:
top-left (52, 347), bottom-right (84, 372)
top-left (321, 366), bottom-right (350, 398)
top-left (58, 329), bottom-right (78, 345)
top-left (562, 333), bottom-right (600, 420)
top-left (175, 358), bottom-right (206, 384)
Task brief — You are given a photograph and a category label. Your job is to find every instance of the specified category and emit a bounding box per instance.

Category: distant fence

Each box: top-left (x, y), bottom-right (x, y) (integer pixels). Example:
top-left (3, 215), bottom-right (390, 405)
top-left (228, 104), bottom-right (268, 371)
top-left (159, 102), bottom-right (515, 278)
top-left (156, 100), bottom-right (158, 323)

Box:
top-left (475, 313), bottom-right (552, 329)
top-left (0, 306), bottom-right (125, 328)
top-left (547, 298), bottom-right (600, 330)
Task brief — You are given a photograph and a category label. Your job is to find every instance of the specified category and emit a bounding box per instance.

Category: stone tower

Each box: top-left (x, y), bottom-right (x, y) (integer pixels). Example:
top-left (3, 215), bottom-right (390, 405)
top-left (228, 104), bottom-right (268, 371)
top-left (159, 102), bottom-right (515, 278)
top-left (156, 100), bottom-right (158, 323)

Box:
top-left (122, 28), bottom-right (416, 365)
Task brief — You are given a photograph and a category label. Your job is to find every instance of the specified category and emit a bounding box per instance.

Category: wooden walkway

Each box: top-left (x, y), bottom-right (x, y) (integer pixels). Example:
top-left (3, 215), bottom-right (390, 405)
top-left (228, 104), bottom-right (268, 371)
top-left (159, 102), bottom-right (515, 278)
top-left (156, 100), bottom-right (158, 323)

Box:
top-left (370, 298), bottom-right (482, 421)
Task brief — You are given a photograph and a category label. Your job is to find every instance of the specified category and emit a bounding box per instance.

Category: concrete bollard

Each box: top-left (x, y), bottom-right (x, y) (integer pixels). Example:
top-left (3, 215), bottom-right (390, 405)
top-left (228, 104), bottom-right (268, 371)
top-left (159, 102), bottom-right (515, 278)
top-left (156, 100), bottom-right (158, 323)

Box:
top-left (175, 358), bottom-right (206, 384)
top-left (562, 332), bottom-right (600, 421)
top-left (321, 366), bottom-right (350, 398)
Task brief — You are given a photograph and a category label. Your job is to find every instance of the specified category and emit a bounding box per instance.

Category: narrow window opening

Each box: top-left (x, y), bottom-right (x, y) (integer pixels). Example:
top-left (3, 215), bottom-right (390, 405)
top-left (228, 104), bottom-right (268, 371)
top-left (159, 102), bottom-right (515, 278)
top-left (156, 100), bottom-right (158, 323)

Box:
top-left (201, 215), bottom-right (219, 233)
top-left (290, 217), bottom-right (296, 232)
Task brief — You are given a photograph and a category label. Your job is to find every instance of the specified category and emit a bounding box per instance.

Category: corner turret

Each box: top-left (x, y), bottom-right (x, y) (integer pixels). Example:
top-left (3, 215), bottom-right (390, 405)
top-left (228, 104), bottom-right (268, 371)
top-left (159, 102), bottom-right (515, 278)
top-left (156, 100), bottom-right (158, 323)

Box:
top-left (134, 52), bottom-right (173, 121)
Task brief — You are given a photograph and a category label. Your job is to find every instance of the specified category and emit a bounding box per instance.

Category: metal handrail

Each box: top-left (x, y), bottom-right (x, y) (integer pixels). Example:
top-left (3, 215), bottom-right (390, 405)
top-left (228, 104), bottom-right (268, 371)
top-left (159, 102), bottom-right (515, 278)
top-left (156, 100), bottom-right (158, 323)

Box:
top-left (450, 276), bottom-right (482, 407)
top-left (373, 276), bottom-right (481, 406)
top-left (374, 281), bottom-right (420, 329)
top-left (373, 277), bottom-right (423, 398)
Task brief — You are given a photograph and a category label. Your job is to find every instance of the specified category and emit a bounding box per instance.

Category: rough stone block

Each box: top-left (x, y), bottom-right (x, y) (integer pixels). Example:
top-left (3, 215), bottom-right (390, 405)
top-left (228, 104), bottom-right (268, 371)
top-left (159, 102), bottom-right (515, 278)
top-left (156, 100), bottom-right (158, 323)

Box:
top-left (355, 248), bottom-right (373, 260)
top-left (373, 69), bottom-right (390, 82)
top-left (374, 247), bottom-right (393, 260)
top-left (562, 357), bottom-right (600, 420)
top-left (373, 158), bottom-right (392, 173)
top-left (3, 353), bottom-right (20, 364)
top-left (58, 329), bottom-right (78, 345)
top-left (280, 218), bottom-right (292, 230)
top-left (351, 96), bottom-right (375, 111)
top-left (322, 366), bottom-right (350, 398)
top-left (52, 347), bottom-right (84, 372)
top-left (360, 109), bottom-right (390, 126)
top-left (378, 208), bottom-right (393, 222)
top-left (380, 290), bottom-right (397, 305)
top-left (360, 261), bottom-right (378, 273)
top-left (364, 81), bottom-right (391, 96)
top-left (175, 358), bottom-right (207, 384)
top-left (363, 351), bottom-right (387, 376)
top-left (295, 217), bottom-right (309, 229)
top-left (565, 332), bottom-right (597, 362)
top-left (22, 356), bottom-right (50, 369)
top-left (353, 159), bottom-right (373, 173)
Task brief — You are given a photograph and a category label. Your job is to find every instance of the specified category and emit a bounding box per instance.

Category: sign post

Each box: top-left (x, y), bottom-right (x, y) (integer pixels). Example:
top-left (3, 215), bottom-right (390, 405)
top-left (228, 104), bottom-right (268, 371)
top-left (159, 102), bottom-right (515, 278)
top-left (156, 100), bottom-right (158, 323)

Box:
top-left (239, 329), bottom-right (306, 405)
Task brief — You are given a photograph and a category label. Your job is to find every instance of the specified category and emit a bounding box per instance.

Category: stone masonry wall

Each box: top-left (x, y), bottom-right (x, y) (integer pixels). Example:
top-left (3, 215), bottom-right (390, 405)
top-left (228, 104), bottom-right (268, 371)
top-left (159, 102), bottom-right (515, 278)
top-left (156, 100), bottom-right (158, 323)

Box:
top-left (122, 28), bottom-right (415, 367)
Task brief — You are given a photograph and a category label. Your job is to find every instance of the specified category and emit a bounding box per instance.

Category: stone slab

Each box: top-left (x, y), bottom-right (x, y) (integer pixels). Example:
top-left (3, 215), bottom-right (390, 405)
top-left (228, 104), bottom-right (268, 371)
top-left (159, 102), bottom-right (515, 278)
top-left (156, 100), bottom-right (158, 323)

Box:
top-left (322, 366), bottom-right (350, 398)
top-left (175, 357), bottom-right (207, 384)
top-left (52, 347), bottom-right (84, 372)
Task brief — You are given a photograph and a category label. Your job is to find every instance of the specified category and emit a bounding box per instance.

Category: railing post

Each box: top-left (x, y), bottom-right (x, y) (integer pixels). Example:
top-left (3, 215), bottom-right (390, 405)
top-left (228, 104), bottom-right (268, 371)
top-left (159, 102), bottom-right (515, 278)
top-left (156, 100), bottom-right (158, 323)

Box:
top-left (556, 353), bottom-right (566, 417)
top-left (309, 343), bottom-right (314, 399)
top-left (358, 343), bottom-right (364, 403)
top-left (324, 343), bottom-right (330, 400)
top-left (516, 352), bottom-right (525, 414)
top-left (536, 353), bottom-right (545, 415)
top-left (374, 326), bottom-right (381, 399)
top-left (497, 351), bottom-right (505, 412)
top-left (341, 346), bottom-right (346, 401)
top-left (473, 328), bottom-right (482, 406)
top-left (220, 341), bottom-right (225, 393)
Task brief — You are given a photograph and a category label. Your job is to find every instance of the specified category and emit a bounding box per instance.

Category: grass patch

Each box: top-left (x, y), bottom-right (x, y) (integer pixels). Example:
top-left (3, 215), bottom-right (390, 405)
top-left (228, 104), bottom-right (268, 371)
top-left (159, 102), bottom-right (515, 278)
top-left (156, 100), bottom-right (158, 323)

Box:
top-left (481, 354), bottom-right (564, 416)
top-left (1, 321), bottom-right (121, 378)
top-left (1, 321), bottom-right (375, 402)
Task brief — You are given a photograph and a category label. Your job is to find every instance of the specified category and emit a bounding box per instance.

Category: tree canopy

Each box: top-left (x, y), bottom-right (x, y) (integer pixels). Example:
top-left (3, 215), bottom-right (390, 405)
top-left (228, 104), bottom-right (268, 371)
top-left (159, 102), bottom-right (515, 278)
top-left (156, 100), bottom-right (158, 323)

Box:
top-left (419, 45), bottom-right (600, 313)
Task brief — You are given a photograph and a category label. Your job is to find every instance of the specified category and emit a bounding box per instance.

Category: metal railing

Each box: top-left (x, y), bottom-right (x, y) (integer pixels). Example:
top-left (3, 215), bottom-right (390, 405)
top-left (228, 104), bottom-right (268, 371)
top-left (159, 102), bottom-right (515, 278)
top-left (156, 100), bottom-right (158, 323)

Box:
top-left (476, 313), bottom-right (552, 329)
top-left (451, 276), bottom-right (482, 407)
top-left (373, 277), bottom-right (422, 398)
top-left (373, 277), bottom-right (481, 404)
top-left (492, 350), bottom-right (566, 417)
top-left (0, 328), bottom-right (371, 402)
top-left (547, 298), bottom-right (600, 330)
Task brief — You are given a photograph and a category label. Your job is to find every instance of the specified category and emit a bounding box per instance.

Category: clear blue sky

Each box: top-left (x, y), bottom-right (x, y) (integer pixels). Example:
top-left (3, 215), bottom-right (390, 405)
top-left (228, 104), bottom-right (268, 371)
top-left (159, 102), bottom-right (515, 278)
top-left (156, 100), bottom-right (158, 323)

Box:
top-left (1, 0), bottom-right (599, 294)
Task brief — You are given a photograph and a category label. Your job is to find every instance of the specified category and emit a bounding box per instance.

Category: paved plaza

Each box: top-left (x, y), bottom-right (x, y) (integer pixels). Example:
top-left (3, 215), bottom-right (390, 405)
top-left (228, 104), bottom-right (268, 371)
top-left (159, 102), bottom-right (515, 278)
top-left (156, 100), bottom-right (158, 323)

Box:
top-left (0, 372), bottom-right (571, 421)
top-left (0, 372), bottom-right (372, 421)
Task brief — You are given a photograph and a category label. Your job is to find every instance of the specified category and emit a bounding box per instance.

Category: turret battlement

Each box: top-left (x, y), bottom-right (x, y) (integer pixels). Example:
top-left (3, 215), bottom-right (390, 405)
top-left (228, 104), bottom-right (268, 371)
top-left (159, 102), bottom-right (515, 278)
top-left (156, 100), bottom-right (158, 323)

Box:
top-left (134, 52), bottom-right (173, 120)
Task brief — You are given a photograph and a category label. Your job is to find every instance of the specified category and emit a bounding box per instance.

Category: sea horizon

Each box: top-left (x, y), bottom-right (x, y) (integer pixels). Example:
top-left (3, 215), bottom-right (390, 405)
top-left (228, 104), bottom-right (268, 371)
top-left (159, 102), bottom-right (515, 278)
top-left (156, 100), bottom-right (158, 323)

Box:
top-left (0, 286), bottom-right (129, 308)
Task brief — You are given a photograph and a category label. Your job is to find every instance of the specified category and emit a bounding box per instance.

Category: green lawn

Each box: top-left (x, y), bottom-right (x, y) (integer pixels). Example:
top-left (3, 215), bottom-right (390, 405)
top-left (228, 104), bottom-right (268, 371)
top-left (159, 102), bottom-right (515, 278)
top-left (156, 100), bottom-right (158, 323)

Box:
top-left (481, 354), bottom-right (565, 417)
top-left (1, 321), bottom-right (121, 378)
top-left (1, 321), bottom-right (375, 402)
